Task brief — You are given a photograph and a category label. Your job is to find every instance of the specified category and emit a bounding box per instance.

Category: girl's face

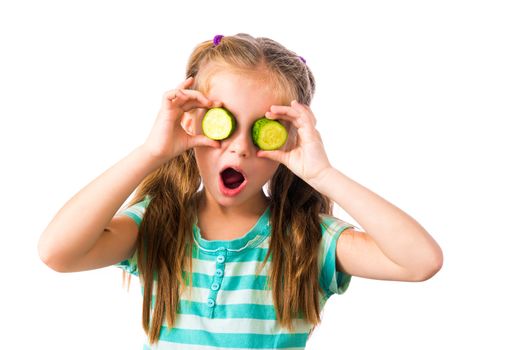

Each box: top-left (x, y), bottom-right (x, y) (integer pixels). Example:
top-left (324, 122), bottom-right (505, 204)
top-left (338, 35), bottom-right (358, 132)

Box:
top-left (191, 69), bottom-right (291, 210)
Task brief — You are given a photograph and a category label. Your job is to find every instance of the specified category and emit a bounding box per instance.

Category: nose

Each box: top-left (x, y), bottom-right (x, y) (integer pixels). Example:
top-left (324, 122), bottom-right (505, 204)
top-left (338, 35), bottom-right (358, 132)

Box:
top-left (227, 130), bottom-right (253, 158)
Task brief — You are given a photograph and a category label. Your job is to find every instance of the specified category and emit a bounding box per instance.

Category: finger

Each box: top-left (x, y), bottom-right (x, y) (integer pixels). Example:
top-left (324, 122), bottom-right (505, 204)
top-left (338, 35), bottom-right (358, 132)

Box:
top-left (291, 100), bottom-right (317, 126)
top-left (164, 89), bottom-right (217, 112)
top-left (265, 107), bottom-right (300, 124)
top-left (177, 76), bottom-right (194, 90)
top-left (265, 109), bottom-right (307, 130)
top-left (268, 105), bottom-right (300, 119)
top-left (265, 110), bottom-right (296, 122)
top-left (163, 88), bottom-right (182, 101)
top-left (268, 101), bottom-right (317, 129)
top-left (163, 77), bottom-right (196, 102)
top-left (178, 98), bottom-right (221, 114)
top-left (160, 89), bottom-right (185, 112)
top-left (209, 100), bottom-right (223, 108)
top-left (178, 89), bottom-right (215, 108)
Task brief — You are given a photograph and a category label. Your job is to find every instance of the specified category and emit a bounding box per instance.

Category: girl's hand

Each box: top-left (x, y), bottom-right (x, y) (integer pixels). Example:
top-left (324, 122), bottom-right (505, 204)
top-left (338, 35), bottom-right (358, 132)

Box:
top-left (142, 77), bottom-right (221, 163)
top-left (257, 100), bottom-right (333, 185)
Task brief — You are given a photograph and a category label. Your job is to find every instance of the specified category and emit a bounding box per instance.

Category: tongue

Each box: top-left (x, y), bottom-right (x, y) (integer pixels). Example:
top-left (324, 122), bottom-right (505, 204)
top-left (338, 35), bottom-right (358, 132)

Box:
top-left (222, 168), bottom-right (245, 189)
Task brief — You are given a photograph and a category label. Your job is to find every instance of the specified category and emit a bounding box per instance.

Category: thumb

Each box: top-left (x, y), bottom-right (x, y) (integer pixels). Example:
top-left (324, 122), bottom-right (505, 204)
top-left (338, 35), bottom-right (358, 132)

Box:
top-left (256, 149), bottom-right (287, 164)
top-left (189, 135), bottom-right (221, 149)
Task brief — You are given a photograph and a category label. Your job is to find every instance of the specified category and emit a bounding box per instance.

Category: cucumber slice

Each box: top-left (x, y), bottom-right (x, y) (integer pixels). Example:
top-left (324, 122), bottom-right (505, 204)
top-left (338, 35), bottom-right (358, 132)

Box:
top-left (202, 108), bottom-right (236, 140)
top-left (252, 117), bottom-right (288, 150)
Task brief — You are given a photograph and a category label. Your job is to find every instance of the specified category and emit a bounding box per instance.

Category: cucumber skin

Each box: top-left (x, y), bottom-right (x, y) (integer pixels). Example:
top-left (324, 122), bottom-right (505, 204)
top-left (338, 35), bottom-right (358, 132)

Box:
top-left (252, 117), bottom-right (288, 150)
top-left (202, 108), bottom-right (236, 140)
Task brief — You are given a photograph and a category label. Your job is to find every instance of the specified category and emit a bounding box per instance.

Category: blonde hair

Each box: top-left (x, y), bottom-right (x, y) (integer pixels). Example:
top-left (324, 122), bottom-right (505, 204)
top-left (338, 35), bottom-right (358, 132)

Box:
top-left (124, 33), bottom-right (332, 344)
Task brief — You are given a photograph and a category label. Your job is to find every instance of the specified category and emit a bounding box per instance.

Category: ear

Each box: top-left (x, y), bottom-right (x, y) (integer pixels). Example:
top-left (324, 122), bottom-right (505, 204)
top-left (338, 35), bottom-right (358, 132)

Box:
top-left (180, 112), bottom-right (195, 135)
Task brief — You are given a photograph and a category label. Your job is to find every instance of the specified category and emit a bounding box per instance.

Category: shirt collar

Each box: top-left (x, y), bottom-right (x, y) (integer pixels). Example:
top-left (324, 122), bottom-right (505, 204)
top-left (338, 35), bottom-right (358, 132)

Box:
top-left (192, 206), bottom-right (271, 253)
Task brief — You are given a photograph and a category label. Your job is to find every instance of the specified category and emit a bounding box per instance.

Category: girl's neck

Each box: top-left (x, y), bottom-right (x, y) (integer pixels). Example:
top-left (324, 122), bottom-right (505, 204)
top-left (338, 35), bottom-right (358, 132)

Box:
top-left (196, 190), bottom-right (269, 240)
top-left (197, 189), bottom-right (269, 222)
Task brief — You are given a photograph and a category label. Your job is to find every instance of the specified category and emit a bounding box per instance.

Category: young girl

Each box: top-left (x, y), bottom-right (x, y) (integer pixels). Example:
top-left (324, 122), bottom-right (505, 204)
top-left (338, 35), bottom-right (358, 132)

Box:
top-left (38, 33), bottom-right (443, 349)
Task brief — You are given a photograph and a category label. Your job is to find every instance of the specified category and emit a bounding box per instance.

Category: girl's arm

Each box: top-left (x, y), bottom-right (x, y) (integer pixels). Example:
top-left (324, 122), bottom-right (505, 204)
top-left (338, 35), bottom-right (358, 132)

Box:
top-left (310, 167), bottom-right (443, 282)
top-left (258, 101), bottom-right (443, 282)
top-left (38, 78), bottom-right (221, 272)
top-left (38, 146), bottom-right (162, 272)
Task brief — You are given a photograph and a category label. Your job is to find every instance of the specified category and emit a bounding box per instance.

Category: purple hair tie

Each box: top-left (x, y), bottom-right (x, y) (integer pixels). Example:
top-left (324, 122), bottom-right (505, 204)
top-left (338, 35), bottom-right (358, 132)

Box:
top-left (213, 35), bottom-right (224, 46)
top-left (298, 56), bottom-right (306, 64)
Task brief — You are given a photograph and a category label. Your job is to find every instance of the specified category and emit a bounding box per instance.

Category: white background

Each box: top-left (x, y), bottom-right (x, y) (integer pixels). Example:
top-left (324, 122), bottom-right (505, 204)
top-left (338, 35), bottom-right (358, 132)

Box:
top-left (1, 0), bottom-right (523, 349)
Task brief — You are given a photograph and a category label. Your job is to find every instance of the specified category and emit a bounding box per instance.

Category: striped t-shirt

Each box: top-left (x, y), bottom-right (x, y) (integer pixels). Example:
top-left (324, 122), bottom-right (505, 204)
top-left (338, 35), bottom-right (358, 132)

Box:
top-left (115, 198), bottom-right (355, 349)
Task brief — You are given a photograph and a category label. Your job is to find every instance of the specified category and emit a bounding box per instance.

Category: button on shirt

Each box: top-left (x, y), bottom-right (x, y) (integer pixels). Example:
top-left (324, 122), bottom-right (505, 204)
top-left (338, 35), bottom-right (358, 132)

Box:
top-left (115, 198), bottom-right (355, 349)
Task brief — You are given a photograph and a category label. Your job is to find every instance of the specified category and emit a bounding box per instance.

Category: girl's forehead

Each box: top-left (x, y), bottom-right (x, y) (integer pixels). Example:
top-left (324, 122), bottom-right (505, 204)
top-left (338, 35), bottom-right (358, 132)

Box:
top-left (205, 71), bottom-right (290, 119)
top-left (208, 72), bottom-right (266, 95)
top-left (197, 64), bottom-right (292, 105)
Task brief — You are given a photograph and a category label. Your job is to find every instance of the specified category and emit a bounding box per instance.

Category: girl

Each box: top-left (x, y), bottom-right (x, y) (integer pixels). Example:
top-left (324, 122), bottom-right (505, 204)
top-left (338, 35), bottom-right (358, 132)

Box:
top-left (38, 33), bottom-right (443, 349)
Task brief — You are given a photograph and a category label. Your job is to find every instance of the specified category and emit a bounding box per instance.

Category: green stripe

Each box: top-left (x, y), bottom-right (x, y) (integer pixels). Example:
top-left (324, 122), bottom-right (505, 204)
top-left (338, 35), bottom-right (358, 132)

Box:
top-left (222, 273), bottom-right (269, 290)
top-left (123, 211), bottom-right (142, 227)
top-left (182, 272), bottom-right (269, 291)
top-left (192, 247), bottom-right (272, 262)
top-left (211, 302), bottom-right (278, 320)
top-left (121, 197), bottom-right (150, 223)
top-left (115, 260), bottom-right (138, 276)
top-left (158, 327), bottom-right (309, 348)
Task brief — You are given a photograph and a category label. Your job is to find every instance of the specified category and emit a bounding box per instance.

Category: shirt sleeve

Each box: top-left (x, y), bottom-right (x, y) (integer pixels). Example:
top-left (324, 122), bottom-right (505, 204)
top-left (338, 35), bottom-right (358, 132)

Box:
top-left (318, 214), bottom-right (358, 299)
top-left (113, 197), bottom-right (150, 276)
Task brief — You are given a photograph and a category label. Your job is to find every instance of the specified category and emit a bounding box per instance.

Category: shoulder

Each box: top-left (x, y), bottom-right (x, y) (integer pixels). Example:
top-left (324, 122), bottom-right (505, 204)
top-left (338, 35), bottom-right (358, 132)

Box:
top-left (317, 213), bottom-right (359, 298)
top-left (317, 213), bottom-right (359, 253)
top-left (117, 196), bottom-right (151, 227)
top-left (319, 213), bottom-right (359, 238)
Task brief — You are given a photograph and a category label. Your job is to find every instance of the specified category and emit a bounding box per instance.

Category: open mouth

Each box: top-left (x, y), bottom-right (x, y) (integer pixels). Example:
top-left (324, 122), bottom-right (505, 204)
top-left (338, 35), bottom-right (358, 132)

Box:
top-left (220, 167), bottom-right (246, 189)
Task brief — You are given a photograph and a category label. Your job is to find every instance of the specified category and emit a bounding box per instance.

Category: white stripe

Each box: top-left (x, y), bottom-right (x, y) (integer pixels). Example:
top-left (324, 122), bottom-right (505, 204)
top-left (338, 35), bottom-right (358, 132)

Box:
top-left (190, 258), bottom-right (271, 277)
top-left (122, 205), bottom-right (145, 217)
top-left (178, 286), bottom-right (209, 303)
top-left (258, 239), bottom-right (270, 249)
top-left (215, 288), bottom-right (273, 305)
top-left (148, 284), bottom-right (261, 306)
top-left (162, 285), bottom-right (327, 310)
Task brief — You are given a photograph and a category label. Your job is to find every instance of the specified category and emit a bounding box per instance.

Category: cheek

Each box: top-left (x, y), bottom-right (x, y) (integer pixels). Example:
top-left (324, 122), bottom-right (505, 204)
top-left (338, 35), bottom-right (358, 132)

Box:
top-left (256, 158), bottom-right (280, 180)
top-left (194, 148), bottom-right (214, 176)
